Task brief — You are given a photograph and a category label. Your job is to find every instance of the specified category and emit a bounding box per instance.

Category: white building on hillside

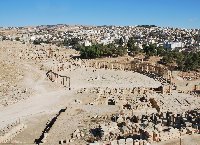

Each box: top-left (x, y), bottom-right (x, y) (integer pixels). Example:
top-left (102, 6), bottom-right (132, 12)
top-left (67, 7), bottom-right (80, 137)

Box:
top-left (163, 42), bottom-right (184, 50)
top-left (84, 40), bottom-right (92, 46)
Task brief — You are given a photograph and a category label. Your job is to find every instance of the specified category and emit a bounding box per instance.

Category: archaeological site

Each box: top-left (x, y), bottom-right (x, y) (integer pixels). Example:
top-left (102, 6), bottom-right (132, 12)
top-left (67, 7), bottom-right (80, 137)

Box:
top-left (0, 25), bottom-right (200, 145)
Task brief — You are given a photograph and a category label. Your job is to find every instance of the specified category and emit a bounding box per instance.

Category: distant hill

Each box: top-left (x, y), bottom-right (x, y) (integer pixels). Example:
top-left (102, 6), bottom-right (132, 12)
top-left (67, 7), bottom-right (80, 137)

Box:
top-left (137, 25), bottom-right (157, 28)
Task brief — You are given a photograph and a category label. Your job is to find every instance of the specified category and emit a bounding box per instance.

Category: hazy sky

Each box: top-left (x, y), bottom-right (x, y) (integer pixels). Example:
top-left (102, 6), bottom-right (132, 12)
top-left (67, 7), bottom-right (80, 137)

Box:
top-left (0, 0), bottom-right (200, 28)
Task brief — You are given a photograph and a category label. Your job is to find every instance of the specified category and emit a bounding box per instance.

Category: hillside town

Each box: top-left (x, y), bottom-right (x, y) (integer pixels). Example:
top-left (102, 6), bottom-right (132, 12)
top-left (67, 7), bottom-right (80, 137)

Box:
top-left (0, 25), bottom-right (200, 52)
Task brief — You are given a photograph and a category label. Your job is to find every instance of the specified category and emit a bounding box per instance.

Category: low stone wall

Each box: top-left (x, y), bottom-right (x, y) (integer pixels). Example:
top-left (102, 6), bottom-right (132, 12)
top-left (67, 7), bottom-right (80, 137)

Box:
top-left (0, 123), bottom-right (27, 143)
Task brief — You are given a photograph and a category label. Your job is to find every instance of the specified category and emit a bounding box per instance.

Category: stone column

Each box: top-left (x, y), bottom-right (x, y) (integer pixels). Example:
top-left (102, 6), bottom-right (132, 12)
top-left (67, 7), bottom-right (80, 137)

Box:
top-left (122, 65), bottom-right (124, 71)
top-left (146, 64), bottom-right (149, 73)
top-left (98, 62), bottom-right (101, 69)
top-left (119, 64), bottom-right (122, 70)
top-left (95, 62), bottom-right (98, 69)
top-left (111, 64), bottom-right (113, 70)
top-left (55, 74), bottom-right (58, 83)
top-left (50, 71), bottom-right (53, 81)
top-left (68, 77), bottom-right (71, 90)
top-left (142, 65), bottom-right (144, 72)
top-left (79, 58), bottom-right (82, 67)
top-left (60, 77), bottom-right (63, 85)
top-left (62, 77), bottom-right (65, 86)
top-left (62, 64), bottom-right (64, 71)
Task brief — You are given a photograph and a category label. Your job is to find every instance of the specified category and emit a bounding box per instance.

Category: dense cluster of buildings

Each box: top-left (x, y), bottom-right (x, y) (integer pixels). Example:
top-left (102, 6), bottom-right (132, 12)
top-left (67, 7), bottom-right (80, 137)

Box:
top-left (0, 25), bottom-right (200, 52)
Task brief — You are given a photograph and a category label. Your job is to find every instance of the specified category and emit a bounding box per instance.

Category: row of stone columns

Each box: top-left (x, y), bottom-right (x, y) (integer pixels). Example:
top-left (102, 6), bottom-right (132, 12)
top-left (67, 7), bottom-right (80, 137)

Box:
top-left (46, 70), bottom-right (71, 89)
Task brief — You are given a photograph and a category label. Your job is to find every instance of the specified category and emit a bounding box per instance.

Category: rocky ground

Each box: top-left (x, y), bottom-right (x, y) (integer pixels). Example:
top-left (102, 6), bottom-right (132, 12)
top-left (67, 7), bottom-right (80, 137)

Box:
top-left (0, 40), bottom-right (199, 145)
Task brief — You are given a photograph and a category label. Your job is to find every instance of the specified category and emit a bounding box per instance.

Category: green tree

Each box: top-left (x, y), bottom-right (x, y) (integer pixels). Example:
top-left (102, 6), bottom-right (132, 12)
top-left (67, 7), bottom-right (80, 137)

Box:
top-left (175, 52), bottom-right (185, 70)
top-left (63, 37), bottom-right (80, 47)
top-left (115, 37), bottom-right (124, 46)
top-left (156, 46), bottom-right (165, 56)
top-left (118, 37), bottom-right (124, 46)
top-left (80, 43), bottom-right (126, 59)
top-left (143, 44), bottom-right (157, 56)
top-left (127, 37), bottom-right (140, 54)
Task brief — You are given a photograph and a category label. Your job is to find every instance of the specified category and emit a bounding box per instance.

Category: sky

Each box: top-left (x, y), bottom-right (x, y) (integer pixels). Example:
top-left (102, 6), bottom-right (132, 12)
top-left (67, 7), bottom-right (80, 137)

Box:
top-left (0, 0), bottom-right (200, 28)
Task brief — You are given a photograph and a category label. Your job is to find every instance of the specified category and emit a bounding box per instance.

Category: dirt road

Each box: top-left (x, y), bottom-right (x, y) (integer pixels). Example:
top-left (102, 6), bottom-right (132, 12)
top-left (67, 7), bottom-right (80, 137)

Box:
top-left (0, 63), bottom-right (68, 129)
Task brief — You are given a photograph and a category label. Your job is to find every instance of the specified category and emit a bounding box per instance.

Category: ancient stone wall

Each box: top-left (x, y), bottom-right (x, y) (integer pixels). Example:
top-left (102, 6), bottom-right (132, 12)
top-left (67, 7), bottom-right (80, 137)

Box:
top-left (0, 123), bottom-right (27, 143)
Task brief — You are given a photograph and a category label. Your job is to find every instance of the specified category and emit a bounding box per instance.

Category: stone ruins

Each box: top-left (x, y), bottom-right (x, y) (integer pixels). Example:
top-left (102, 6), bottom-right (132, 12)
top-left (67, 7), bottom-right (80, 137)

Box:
top-left (68, 109), bottom-right (200, 145)
top-left (46, 70), bottom-right (71, 89)
top-left (0, 120), bottom-right (27, 143)
top-left (0, 41), bottom-right (199, 145)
